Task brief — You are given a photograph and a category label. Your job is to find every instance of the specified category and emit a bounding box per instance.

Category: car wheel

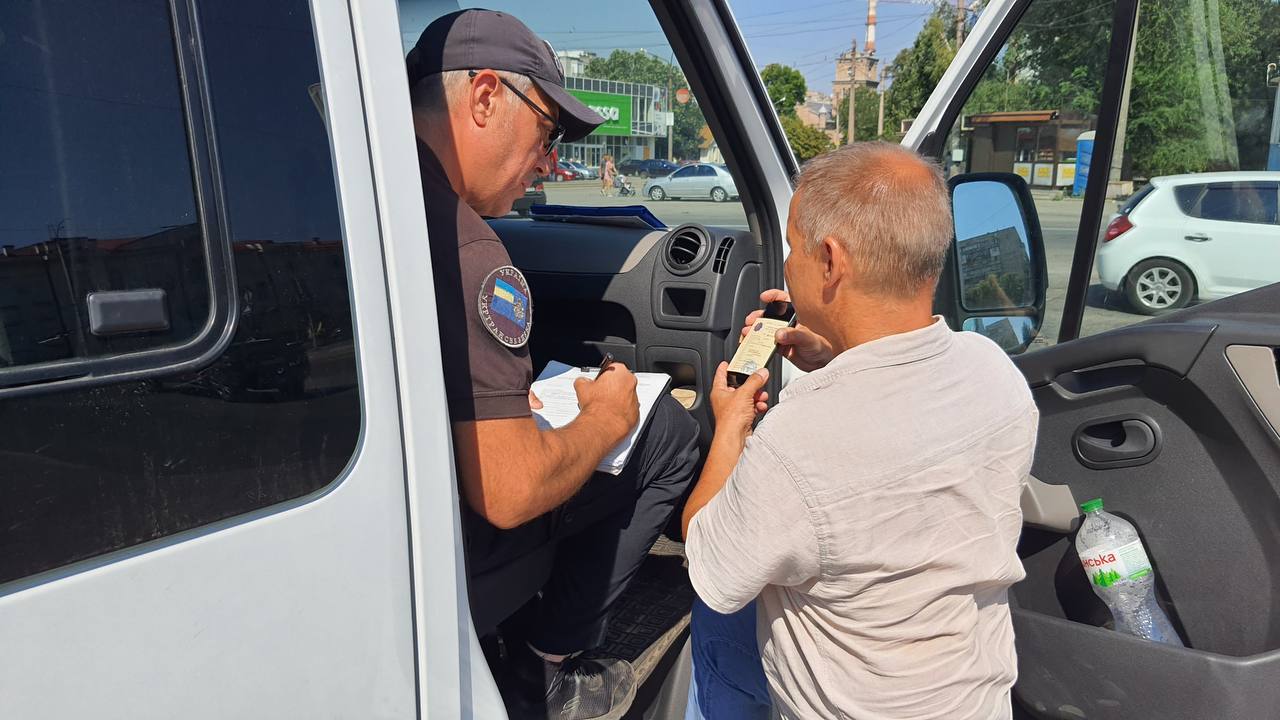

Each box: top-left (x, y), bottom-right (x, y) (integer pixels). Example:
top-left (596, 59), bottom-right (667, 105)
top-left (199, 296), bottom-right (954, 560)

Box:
top-left (710, 187), bottom-right (728, 203)
top-left (649, 186), bottom-right (666, 201)
top-left (1124, 258), bottom-right (1195, 315)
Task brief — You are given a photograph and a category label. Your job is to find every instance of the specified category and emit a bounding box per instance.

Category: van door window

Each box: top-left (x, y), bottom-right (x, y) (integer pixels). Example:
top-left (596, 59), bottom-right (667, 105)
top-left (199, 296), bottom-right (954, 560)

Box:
top-left (400, 1), bottom-right (749, 229)
top-left (0, 2), bottom-right (207, 370)
top-left (0, 0), bottom-right (360, 586)
top-left (940, 0), bottom-right (1116, 350)
top-left (1082, 0), bottom-right (1280, 320)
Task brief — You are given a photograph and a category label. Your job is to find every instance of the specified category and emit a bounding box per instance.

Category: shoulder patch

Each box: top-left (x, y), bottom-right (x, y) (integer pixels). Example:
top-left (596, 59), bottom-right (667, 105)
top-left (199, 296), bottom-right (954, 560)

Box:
top-left (478, 265), bottom-right (533, 348)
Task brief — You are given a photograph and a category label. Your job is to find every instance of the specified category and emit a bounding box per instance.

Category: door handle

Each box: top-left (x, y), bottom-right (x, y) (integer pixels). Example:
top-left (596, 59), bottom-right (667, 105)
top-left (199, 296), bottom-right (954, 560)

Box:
top-left (1073, 417), bottom-right (1160, 468)
top-left (1184, 234), bottom-right (1212, 242)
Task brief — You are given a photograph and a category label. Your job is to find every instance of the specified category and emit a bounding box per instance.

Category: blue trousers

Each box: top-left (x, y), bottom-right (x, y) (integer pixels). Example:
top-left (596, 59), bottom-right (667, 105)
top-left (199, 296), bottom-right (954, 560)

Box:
top-left (685, 597), bottom-right (772, 720)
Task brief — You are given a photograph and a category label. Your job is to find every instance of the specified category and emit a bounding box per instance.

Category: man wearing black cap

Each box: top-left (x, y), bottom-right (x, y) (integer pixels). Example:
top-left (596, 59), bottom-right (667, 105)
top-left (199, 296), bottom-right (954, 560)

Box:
top-left (406, 10), bottom-right (700, 720)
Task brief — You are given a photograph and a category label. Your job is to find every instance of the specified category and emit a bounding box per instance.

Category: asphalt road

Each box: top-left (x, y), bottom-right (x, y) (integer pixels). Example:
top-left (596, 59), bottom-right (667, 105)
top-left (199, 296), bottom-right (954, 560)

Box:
top-left (542, 178), bottom-right (750, 228)
top-left (1027, 193), bottom-right (1140, 346)
top-left (537, 181), bottom-right (1146, 345)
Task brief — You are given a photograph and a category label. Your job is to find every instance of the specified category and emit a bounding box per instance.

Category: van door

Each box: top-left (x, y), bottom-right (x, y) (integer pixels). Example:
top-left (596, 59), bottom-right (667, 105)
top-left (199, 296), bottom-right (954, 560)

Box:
top-left (364, 0), bottom-right (802, 716)
top-left (908, 1), bottom-right (1280, 717)
top-left (0, 1), bottom-right (422, 716)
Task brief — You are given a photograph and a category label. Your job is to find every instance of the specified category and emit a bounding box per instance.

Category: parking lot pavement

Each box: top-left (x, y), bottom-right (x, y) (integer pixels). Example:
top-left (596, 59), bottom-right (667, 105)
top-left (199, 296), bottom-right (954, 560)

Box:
top-left (532, 182), bottom-right (1147, 346)
top-left (541, 179), bottom-right (750, 228)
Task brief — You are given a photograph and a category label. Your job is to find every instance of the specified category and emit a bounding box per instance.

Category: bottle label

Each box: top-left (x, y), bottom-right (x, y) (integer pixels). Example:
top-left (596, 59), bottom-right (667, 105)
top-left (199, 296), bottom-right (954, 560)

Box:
top-left (1079, 539), bottom-right (1153, 587)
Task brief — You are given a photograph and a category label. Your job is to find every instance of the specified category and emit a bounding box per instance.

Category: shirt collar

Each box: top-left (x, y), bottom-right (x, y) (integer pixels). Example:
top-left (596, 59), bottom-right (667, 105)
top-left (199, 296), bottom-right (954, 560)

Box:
top-left (417, 140), bottom-right (454, 197)
top-left (780, 316), bottom-right (954, 401)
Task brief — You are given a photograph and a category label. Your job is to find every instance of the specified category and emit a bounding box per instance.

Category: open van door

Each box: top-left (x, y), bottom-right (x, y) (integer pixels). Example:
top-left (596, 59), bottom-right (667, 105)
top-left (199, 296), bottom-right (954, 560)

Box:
top-left (371, 0), bottom-right (805, 717)
top-left (906, 1), bottom-right (1280, 717)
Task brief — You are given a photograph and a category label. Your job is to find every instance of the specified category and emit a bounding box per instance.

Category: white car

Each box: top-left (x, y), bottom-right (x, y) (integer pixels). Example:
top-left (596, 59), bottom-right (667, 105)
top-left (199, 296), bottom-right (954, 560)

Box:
top-left (642, 163), bottom-right (739, 202)
top-left (1097, 171), bottom-right (1280, 314)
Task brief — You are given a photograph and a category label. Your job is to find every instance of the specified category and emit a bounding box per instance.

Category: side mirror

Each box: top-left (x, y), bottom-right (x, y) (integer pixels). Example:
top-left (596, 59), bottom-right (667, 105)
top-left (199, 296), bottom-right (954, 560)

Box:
top-left (935, 173), bottom-right (1048, 354)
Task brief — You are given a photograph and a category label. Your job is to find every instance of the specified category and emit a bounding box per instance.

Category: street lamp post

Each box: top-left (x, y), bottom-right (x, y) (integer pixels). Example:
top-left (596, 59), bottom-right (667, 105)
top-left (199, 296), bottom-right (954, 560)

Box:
top-left (666, 58), bottom-right (674, 163)
top-left (641, 48), bottom-right (677, 162)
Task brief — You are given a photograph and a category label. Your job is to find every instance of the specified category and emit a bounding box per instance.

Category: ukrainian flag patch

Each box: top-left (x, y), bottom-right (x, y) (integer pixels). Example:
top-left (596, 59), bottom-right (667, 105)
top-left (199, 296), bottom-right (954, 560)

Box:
top-left (478, 265), bottom-right (533, 348)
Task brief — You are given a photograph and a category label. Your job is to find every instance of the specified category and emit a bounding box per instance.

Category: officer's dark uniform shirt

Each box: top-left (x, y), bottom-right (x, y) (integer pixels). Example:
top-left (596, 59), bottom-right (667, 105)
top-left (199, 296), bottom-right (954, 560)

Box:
top-left (418, 140), bottom-right (534, 422)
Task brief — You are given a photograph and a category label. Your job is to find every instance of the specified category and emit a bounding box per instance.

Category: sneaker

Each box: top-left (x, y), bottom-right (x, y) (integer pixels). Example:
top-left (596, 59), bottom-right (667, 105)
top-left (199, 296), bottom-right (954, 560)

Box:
top-left (507, 646), bottom-right (637, 720)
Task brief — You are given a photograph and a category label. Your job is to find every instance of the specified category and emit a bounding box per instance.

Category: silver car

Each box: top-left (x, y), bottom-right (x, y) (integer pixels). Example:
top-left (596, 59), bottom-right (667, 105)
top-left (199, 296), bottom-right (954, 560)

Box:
top-left (643, 163), bottom-right (739, 202)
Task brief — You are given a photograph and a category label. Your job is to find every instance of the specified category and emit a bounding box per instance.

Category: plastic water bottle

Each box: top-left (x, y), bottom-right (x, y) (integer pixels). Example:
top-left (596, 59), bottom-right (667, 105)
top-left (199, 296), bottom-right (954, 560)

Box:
top-left (1075, 498), bottom-right (1183, 646)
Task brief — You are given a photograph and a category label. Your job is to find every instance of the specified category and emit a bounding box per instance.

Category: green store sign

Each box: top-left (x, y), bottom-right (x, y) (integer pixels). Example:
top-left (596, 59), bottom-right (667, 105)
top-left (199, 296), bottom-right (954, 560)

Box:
top-left (567, 89), bottom-right (631, 137)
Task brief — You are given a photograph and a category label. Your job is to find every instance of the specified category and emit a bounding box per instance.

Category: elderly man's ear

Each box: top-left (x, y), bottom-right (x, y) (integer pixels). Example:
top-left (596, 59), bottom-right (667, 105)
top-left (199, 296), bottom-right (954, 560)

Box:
top-left (819, 236), bottom-right (847, 289)
top-left (468, 70), bottom-right (501, 127)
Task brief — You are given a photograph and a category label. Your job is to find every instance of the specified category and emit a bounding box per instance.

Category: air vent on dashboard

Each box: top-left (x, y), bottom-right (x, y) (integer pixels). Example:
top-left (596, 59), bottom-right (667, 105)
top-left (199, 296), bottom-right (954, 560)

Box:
top-left (712, 236), bottom-right (735, 273)
top-left (662, 226), bottom-right (710, 275)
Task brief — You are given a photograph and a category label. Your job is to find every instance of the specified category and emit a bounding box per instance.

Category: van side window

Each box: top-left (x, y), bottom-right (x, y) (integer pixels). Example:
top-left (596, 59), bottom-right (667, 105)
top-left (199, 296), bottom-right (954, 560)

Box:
top-left (0, 0), bottom-right (360, 586)
top-left (0, 2), bottom-right (206, 368)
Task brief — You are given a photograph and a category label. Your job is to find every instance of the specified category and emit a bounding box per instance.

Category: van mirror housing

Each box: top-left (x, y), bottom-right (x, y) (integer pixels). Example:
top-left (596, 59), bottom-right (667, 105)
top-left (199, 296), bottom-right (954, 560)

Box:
top-left (935, 173), bottom-right (1048, 354)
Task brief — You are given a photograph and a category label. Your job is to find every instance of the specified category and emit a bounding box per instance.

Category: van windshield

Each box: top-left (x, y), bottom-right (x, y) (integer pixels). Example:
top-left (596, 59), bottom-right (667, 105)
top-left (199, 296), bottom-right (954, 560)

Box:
top-left (399, 0), bottom-right (748, 229)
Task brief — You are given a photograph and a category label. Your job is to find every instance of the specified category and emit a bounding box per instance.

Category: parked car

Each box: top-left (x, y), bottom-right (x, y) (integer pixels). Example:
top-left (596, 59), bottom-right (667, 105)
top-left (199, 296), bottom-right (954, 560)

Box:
top-left (1097, 171), bottom-right (1280, 314)
top-left (617, 158), bottom-right (679, 177)
top-left (564, 159), bottom-right (597, 179)
top-left (511, 180), bottom-right (546, 217)
top-left (550, 160), bottom-right (579, 181)
top-left (642, 163), bottom-right (739, 202)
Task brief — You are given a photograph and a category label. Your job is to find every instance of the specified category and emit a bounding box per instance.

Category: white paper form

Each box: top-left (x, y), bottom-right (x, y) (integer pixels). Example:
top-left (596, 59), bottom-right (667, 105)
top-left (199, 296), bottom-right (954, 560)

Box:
top-left (530, 360), bottom-right (672, 475)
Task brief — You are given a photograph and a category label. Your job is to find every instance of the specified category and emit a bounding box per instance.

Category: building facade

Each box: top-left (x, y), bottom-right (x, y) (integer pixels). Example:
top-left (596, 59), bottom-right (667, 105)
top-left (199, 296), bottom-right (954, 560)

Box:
top-left (555, 49), bottom-right (597, 78)
top-left (557, 75), bottom-right (668, 168)
top-left (962, 110), bottom-right (1095, 188)
top-left (831, 40), bottom-right (879, 107)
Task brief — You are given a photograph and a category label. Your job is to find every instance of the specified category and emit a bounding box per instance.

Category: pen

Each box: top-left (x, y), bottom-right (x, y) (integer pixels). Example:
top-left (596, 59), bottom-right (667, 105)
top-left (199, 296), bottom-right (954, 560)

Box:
top-left (581, 352), bottom-right (615, 375)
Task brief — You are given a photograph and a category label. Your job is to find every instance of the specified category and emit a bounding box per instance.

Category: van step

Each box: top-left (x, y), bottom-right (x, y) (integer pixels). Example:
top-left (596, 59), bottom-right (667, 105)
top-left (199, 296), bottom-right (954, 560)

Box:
top-left (600, 539), bottom-right (694, 687)
top-left (490, 537), bottom-right (694, 719)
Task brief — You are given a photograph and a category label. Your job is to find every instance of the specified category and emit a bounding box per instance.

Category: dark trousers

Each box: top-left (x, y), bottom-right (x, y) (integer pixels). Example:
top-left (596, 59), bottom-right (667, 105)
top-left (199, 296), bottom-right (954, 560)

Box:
top-left (466, 394), bottom-right (700, 655)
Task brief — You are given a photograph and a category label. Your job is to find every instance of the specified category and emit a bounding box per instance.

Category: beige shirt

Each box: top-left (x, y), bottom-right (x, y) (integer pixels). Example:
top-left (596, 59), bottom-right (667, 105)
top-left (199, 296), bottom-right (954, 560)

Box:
top-left (687, 318), bottom-right (1038, 720)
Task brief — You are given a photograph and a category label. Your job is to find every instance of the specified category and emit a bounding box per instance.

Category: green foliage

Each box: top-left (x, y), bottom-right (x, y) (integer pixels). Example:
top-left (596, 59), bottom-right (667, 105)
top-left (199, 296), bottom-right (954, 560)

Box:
top-left (837, 87), bottom-right (885, 144)
top-left (964, 272), bottom-right (1029, 310)
top-left (947, 0), bottom-right (1280, 178)
top-left (782, 115), bottom-right (834, 162)
top-left (883, 8), bottom-right (958, 141)
top-left (584, 49), bottom-right (673, 86)
top-left (583, 50), bottom-right (704, 160)
top-left (761, 63), bottom-right (807, 117)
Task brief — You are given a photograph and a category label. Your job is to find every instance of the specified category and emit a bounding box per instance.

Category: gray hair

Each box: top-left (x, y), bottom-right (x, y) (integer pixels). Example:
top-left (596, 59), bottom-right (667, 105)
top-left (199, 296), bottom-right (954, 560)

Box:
top-left (794, 142), bottom-right (953, 298)
top-left (410, 69), bottom-right (534, 116)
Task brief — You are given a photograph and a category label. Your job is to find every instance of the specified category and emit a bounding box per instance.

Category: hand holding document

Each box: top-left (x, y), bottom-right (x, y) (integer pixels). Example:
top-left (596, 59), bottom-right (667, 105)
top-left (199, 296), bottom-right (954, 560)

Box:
top-left (531, 360), bottom-right (671, 475)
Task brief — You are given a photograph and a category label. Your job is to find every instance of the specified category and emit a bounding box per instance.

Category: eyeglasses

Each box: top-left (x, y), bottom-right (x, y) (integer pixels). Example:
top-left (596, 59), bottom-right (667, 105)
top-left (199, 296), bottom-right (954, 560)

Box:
top-left (469, 70), bottom-right (564, 157)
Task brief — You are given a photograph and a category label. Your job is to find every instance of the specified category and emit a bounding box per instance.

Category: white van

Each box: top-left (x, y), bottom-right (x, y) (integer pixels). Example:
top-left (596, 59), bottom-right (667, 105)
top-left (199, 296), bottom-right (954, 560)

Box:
top-left (4, 1), bottom-right (1280, 718)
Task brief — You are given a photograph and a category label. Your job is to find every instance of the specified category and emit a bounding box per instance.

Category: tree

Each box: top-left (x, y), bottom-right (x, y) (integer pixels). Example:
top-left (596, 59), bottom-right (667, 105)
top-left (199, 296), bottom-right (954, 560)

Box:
top-left (760, 63), bottom-right (807, 117)
top-left (781, 115), bottom-right (833, 162)
top-left (838, 86), bottom-right (884, 144)
top-left (583, 50), bottom-right (705, 160)
top-left (948, 0), bottom-right (1280, 178)
top-left (883, 8), bottom-right (957, 141)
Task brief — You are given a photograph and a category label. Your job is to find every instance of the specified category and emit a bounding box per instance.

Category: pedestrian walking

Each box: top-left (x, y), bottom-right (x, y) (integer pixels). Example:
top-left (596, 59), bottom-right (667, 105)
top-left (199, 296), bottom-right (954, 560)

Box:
top-left (601, 154), bottom-right (616, 196)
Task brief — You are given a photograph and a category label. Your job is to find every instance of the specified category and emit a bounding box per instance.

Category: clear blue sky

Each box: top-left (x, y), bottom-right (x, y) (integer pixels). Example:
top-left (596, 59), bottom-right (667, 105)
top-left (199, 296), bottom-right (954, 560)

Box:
top-left (400, 0), bottom-right (934, 96)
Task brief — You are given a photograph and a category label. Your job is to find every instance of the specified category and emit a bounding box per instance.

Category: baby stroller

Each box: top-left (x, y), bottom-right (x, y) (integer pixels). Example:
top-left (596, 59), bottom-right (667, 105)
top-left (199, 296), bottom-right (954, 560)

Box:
top-left (613, 174), bottom-right (635, 197)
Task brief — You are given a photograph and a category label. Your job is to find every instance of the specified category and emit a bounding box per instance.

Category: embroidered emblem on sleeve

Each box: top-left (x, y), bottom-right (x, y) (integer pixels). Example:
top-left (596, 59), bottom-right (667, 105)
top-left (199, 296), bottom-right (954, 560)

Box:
top-left (478, 265), bottom-right (533, 348)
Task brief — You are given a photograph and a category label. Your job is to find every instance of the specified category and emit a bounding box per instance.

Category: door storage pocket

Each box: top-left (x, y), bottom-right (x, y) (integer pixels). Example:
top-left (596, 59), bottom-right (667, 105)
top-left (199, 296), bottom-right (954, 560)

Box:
top-left (1010, 607), bottom-right (1280, 720)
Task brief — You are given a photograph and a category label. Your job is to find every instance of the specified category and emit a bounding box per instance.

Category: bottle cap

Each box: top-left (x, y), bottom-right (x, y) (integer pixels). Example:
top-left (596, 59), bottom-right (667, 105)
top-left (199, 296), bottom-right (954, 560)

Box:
top-left (1080, 498), bottom-right (1104, 513)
